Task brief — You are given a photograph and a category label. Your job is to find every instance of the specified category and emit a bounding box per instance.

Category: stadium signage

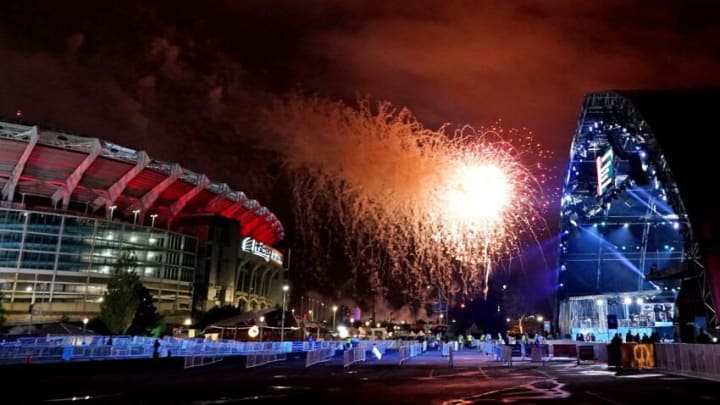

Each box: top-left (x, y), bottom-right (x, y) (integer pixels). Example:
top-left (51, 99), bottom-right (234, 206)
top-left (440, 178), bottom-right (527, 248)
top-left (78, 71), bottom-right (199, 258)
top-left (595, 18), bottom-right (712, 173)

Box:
top-left (241, 237), bottom-right (283, 265)
top-left (596, 148), bottom-right (614, 196)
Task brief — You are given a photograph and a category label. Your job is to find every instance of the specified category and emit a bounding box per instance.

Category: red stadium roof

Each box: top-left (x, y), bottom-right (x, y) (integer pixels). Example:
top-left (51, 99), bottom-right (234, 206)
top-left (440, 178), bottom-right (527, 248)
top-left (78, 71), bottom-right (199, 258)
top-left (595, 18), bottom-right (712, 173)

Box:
top-left (0, 122), bottom-right (284, 245)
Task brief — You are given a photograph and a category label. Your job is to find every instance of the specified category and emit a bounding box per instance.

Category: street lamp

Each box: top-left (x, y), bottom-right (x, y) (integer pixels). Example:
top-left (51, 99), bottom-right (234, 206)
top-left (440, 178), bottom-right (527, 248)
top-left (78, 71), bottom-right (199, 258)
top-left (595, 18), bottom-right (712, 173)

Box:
top-left (332, 305), bottom-right (338, 329)
top-left (309, 309), bottom-right (313, 321)
top-left (108, 205), bottom-right (117, 220)
top-left (259, 316), bottom-right (265, 342)
top-left (132, 209), bottom-right (141, 224)
top-left (83, 317), bottom-right (89, 333)
top-left (281, 285), bottom-right (289, 342)
top-left (150, 214), bottom-right (158, 227)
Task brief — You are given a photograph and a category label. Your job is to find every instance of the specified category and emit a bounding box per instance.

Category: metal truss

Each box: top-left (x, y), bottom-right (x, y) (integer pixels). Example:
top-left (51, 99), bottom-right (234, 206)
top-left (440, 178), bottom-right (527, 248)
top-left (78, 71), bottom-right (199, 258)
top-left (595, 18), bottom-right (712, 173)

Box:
top-left (0, 121), bottom-right (285, 242)
top-left (561, 92), bottom-right (716, 327)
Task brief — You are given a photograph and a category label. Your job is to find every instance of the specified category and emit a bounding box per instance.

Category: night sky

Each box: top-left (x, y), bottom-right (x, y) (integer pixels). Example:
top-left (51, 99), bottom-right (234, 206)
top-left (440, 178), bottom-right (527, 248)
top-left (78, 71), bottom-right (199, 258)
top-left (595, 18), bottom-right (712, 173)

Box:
top-left (2, 1), bottom-right (720, 313)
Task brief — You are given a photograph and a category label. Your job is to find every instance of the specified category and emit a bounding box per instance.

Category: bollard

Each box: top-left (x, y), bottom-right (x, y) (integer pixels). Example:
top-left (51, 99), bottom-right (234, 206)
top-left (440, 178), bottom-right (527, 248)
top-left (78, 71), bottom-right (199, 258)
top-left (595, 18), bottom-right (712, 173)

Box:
top-left (449, 345), bottom-right (454, 368)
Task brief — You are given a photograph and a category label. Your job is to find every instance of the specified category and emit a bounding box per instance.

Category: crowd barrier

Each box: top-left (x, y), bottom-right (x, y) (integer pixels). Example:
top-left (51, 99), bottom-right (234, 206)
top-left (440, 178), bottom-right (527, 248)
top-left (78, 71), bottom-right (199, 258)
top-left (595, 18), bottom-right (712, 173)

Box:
top-left (358, 341), bottom-right (387, 354)
top-left (343, 347), bottom-right (366, 368)
top-left (441, 342), bottom-right (461, 356)
top-left (0, 335), bottom-right (300, 364)
top-left (499, 345), bottom-right (513, 365)
top-left (184, 355), bottom-right (223, 369)
top-left (398, 343), bottom-right (423, 365)
top-left (305, 347), bottom-right (336, 368)
top-left (654, 343), bottom-right (720, 380)
top-left (530, 344), bottom-right (549, 364)
top-left (246, 353), bottom-right (287, 368)
top-left (0, 335), bottom-right (406, 365)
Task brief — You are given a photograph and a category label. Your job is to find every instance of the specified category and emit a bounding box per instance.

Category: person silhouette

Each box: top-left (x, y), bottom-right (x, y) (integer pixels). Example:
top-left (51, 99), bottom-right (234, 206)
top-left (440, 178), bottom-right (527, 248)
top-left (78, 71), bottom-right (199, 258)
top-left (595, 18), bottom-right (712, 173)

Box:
top-left (153, 339), bottom-right (161, 359)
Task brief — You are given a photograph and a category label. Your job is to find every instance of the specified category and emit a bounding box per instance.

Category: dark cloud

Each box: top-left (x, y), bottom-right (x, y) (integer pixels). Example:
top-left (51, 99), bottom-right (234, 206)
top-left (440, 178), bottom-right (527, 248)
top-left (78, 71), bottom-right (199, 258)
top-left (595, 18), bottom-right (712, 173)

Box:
top-left (4, 1), bottom-right (719, 159)
top-left (298, 0), bottom-right (720, 155)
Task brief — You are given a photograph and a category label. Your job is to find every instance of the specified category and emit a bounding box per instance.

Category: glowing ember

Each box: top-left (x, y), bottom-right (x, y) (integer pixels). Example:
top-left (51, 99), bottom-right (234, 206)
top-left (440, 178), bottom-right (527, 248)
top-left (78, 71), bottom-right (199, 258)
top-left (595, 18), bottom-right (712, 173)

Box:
top-left (257, 95), bottom-right (551, 302)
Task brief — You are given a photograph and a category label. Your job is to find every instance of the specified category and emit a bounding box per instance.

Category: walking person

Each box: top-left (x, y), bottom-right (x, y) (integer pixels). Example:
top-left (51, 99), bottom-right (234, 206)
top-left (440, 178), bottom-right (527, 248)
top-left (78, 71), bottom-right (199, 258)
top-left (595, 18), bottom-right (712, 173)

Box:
top-left (153, 339), bottom-right (161, 359)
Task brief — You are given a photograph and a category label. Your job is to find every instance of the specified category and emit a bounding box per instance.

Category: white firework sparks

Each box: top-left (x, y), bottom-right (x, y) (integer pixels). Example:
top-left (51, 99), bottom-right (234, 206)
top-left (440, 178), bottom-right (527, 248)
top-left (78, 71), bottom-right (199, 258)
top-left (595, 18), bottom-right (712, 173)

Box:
top-left (257, 95), bottom-right (551, 302)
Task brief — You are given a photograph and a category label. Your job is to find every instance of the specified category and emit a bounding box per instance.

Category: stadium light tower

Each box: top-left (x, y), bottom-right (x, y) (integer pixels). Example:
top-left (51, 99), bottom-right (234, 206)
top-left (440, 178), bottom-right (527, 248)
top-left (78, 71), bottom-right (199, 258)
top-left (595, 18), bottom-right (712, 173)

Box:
top-left (281, 284), bottom-right (289, 341)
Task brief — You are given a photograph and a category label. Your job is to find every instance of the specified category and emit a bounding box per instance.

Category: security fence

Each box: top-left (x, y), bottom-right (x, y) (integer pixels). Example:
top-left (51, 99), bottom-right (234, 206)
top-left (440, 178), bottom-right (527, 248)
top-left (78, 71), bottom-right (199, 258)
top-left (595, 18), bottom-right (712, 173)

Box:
top-left (398, 342), bottom-right (423, 365)
top-left (305, 347), bottom-right (336, 368)
top-left (342, 346), bottom-right (366, 368)
top-left (655, 343), bottom-right (720, 380)
top-left (0, 335), bottom-right (295, 364)
top-left (246, 353), bottom-right (287, 368)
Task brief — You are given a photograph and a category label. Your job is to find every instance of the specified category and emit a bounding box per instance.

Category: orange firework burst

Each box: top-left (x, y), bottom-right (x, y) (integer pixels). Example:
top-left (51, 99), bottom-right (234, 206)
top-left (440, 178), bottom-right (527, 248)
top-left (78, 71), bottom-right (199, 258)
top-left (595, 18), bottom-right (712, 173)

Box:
top-left (258, 95), bottom-right (551, 302)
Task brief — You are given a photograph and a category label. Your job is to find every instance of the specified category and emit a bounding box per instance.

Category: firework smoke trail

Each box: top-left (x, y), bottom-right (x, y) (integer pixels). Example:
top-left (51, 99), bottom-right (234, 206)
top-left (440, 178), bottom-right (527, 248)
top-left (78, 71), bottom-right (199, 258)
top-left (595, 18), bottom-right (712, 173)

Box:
top-left (258, 94), bottom-right (551, 302)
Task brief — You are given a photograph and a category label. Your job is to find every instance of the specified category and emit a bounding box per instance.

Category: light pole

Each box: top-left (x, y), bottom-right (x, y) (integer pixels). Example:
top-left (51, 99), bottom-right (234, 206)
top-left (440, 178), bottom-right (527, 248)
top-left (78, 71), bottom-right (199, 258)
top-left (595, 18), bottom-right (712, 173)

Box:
top-left (108, 205), bottom-right (117, 220)
top-left (83, 317), bottom-right (89, 333)
top-left (150, 214), bottom-right (158, 228)
top-left (132, 209), bottom-right (141, 224)
top-left (623, 296), bottom-right (632, 322)
top-left (332, 305), bottom-right (338, 330)
top-left (281, 285), bottom-right (289, 341)
top-left (259, 316), bottom-right (265, 343)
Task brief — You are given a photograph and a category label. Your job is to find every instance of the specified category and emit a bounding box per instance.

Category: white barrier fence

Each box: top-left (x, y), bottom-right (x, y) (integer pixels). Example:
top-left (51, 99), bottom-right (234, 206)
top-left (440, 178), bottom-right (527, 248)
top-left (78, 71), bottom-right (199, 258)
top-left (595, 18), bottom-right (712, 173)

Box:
top-left (246, 352), bottom-right (287, 368)
top-left (398, 343), bottom-right (423, 365)
top-left (343, 347), bottom-right (366, 368)
top-left (184, 355), bottom-right (223, 369)
top-left (305, 347), bottom-right (336, 368)
top-left (0, 335), bottom-right (426, 365)
top-left (358, 341), bottom-right (387, 355)
top-left (655, 343), bottom-right (720, 380)
top-left (0, 336), bottom-right (297, 364)
top-left (441, 341), bottom-right (463, 356)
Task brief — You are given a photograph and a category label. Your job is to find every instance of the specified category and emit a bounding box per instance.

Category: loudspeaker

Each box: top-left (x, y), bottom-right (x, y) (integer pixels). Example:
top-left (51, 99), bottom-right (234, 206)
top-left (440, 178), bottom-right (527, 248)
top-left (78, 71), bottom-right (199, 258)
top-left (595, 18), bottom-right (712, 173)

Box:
top-left (607, 314), bottom-right (618, 329)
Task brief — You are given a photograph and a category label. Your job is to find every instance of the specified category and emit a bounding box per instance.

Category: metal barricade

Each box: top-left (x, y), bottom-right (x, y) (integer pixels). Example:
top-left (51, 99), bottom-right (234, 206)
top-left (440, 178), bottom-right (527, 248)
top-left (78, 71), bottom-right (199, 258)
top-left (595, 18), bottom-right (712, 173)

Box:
top-left (398, 343), bottom-right (422, 365)
top-left (343, 346), bottom-right (366, 368)
top-left (305, 347), bottom-right (335, 368)
top-left (246, 352), bottom-right (287, 369)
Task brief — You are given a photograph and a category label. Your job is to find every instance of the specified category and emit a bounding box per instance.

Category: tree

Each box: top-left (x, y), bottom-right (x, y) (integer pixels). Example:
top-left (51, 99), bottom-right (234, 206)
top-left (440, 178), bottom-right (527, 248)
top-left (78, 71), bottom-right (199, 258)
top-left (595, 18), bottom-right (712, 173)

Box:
top-left (500, 284), bottom-right (534, 335)
top-left (127, 286), bottom-right (163, 336)
top-left (100, 255), bottom-right (142, 334)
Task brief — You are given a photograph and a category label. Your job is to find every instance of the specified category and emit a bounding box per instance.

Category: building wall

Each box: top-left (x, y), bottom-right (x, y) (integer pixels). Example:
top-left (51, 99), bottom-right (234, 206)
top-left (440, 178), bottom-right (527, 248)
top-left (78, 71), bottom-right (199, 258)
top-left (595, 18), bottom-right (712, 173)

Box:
top-left (0, 207), bottom-right (196, 324)
top-left (175, 215), bottom-right (286, 313)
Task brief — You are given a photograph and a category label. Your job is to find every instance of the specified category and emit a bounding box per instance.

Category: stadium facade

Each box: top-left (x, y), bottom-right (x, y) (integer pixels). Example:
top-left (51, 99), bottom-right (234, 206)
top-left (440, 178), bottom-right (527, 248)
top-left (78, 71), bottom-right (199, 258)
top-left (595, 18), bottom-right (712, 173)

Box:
top-left (557, 90), bottom-right (720, 341)
top-left (0, 121), bottom-right (286, 325)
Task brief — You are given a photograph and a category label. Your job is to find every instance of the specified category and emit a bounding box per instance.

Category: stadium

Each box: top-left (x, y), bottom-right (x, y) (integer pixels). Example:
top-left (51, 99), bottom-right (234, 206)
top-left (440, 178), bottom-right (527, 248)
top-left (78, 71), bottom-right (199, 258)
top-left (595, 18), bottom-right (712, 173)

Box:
top-left (0, 121), bottom-right (287, 325)
top-left (557, 89), bottom-right (720, 342)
